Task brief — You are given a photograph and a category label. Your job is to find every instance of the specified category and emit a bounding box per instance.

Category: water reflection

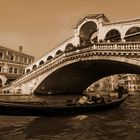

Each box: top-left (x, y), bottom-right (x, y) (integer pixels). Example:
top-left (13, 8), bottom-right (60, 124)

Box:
top-left (0, 95), bottom-right (140, 140)
top-left (24, 117), bottom-right (73, 139)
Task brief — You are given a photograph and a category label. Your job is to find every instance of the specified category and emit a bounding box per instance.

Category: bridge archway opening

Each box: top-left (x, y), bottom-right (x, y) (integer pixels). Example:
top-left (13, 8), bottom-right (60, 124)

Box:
top-left (79, 21), bottom-right (97, 46)
top-left (104, 29), bottom-right (121, 42)
top-left (33, 65), bottom-right (37, 70)
top-left (39, 60), bottom-right (45, 65)
top-left (55, 50), bottom-right (63, 56)
top-left (26, 69), bottom-right (30, 73)
top-left (65, 43), bottom-right (76, 53)
top-left (34, 60), bottom-right (140, 95)
top-left (47, 56), bottom-right (53, 61)
top-left (125, 27), bottom-right (140, 42)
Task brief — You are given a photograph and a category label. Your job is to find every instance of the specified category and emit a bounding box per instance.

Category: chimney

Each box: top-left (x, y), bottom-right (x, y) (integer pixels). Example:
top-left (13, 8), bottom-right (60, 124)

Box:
top-left (19, 46), bottom-right (23, 53)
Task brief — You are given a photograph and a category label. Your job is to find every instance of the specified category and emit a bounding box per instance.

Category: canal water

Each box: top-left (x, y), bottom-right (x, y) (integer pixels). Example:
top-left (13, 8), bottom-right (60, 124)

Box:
top-left (0, 95), bottom-right (140, 140)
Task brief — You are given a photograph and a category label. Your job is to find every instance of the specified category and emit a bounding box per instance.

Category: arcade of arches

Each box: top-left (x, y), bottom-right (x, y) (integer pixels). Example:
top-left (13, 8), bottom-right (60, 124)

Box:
top-left (79, 21), bottom-right (140, 44)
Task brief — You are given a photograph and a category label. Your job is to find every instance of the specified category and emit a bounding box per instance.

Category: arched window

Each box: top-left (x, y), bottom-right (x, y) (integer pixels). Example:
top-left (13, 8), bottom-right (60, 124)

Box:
top-left (65, 43), bottom-right (76, 53)
top-left (39, 60), bottom-right (44, 65)
top-left (47, 56), bottom-right (53, 61)
top-left (9, 54), bottom-right (14, 61)
top-left (33, 65), bottom-right (37, 70)
top-left (14, 68), bottom-right (18, 74)
top-left (55, 50), bottom-right (63, 56)
top-left (104, 29), bottom-right (121, 42)
top-left (26, 69), bottom-right (30, 73)
top-left (125, 27), bottom-right (140, 42)
top-left (9, 67), bottom-right (13, 73)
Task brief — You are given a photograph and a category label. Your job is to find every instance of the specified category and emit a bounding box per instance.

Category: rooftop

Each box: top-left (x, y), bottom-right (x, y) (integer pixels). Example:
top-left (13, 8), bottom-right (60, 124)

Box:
top-left (0, 45), bottom-right (34, 58)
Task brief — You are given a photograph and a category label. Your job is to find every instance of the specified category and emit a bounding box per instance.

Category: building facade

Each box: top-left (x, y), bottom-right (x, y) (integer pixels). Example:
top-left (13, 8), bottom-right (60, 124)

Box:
top-left (87, 75), bottom-right (120, 92)
top-left (88, 74), bottom-right (140, 93)
top-left (0, 46), bottom-right (34, 86)
top-left (120, 74), bottom-right (140, 92)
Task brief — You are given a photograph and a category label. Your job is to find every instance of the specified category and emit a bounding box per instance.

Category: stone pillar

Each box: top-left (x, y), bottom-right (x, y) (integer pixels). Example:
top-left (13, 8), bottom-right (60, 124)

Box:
top-left (73, 28), bottom-right (80, 46)
top-left (3, 63), bottom-right (8, 73)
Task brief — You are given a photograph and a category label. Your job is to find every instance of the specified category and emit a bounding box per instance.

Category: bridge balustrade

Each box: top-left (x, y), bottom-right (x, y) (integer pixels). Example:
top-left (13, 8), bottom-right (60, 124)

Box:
top-left (90, 42), bottom-right (140, 51)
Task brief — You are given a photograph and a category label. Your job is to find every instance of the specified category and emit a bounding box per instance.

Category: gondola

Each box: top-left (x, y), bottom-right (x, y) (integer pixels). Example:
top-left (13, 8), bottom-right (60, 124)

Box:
top-left (0, 94), bottom-right (128, 116)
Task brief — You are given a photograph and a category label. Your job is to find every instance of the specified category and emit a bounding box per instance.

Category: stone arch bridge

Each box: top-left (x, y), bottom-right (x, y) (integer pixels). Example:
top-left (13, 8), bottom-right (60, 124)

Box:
top-left (1, 14), bottom-right (140, 94)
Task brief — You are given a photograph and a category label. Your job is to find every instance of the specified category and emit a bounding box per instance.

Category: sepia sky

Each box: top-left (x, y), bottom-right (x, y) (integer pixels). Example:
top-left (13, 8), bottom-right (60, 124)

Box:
top-left (0, 0), bottom-right (139, 58)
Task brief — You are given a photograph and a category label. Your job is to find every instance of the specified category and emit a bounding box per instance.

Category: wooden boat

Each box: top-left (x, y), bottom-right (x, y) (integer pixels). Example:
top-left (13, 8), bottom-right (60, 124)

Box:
top-left (0, 94), bottom-right (128, 116)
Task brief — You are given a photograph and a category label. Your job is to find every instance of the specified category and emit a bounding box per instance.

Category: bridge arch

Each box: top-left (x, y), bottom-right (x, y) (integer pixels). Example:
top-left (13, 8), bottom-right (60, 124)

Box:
top-left (104, 29), bottom-right (121, 42)
top-left (34, 56), bottom-right (140, 95)
top-left (78, 21), bottom-right (98, 46)
top-left (124, 26), bottom-right (140, 42)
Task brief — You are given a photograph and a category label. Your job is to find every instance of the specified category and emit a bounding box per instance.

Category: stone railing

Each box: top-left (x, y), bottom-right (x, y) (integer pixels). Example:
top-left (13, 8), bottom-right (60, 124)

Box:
top-left (91, 42), bottom-right (140, 51)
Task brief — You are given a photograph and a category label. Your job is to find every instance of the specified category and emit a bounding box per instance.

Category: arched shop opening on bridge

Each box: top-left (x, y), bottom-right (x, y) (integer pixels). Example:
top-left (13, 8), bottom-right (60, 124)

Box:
top-left (124, 27), bottom-right (140, 42)
top-left (104, 29), bottom-right (121, 42)
top-left (79, 21), bottom-right (98, 46)
top-left (47, 55), bottom-right (53, 61)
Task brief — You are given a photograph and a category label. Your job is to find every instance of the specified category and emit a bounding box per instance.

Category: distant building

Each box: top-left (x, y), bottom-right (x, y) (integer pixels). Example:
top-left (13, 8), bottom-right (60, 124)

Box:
top-left (120, 74), bottom-right (140, 92)
top-left (88, 75), bottom-right (120, 92)
top-left (88, 74), bottom-right (140, 93)
top-left (0, 45), bottom-right (34, 86)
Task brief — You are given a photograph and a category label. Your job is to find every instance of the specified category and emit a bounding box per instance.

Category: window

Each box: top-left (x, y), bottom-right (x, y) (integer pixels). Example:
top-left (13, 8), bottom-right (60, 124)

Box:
top-left (22, 69), bottom-right (25, 74)
top-left (24, 57), bottom-right (27, 63)
top-left (9, 54), bottom-right (14, 61)
top-left (28, 58), bottom-right (31, 64)
top-left (14, 68), bottom-right (18, 74)
top-left (20, 56), bottom-right (24, 63)
top-left (0, 79), bottom-right (2, 87)
top-left (9, 67), bottom-right (13, 73)
top-left (134, 86), bottom-right (136, 90)
top-left (0, 52), bottom-right (3, 59)
top-left (19, 68), bottom-right (23, 74)
top-left (15, 55), bottom-right (19, 62)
